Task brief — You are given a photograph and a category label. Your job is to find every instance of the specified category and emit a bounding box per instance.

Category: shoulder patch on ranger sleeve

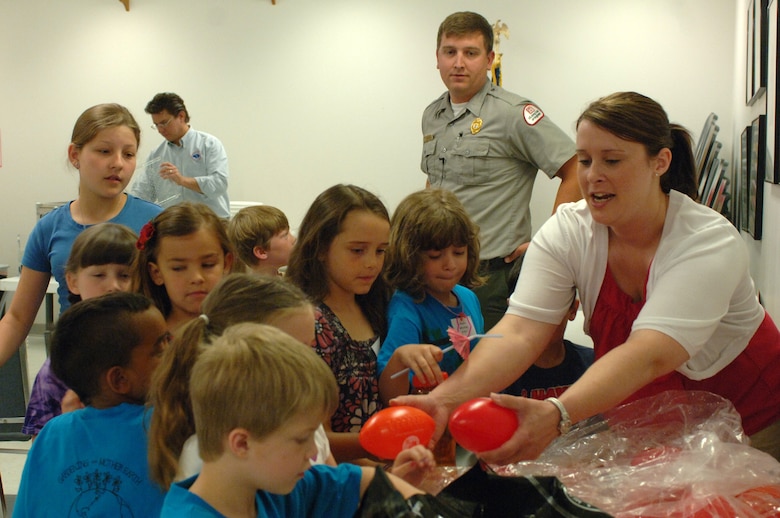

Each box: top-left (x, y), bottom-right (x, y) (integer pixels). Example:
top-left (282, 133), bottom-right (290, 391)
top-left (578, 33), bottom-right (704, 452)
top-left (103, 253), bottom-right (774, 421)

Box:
top-left (522, 104), bottom-right (545, 126)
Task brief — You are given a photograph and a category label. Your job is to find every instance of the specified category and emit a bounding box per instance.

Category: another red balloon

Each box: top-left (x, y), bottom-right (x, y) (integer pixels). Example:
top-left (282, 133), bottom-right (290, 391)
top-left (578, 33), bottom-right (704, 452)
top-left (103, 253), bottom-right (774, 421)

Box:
top-left (448, 397), bottom-right (518, 453)
top-left (359, 406), bottom-right (435, 460)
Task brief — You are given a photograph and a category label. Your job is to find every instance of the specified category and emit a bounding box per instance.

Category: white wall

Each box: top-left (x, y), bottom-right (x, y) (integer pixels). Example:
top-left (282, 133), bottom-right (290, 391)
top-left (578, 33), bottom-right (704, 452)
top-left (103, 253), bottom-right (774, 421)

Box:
top-left (0, 0), bottom-right (743, 315)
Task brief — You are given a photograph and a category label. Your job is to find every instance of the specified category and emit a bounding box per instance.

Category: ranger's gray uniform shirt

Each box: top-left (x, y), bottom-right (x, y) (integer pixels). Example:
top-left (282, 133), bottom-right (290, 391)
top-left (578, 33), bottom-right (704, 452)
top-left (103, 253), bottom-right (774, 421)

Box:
top-left (421, 79), bottom-right (575, 260)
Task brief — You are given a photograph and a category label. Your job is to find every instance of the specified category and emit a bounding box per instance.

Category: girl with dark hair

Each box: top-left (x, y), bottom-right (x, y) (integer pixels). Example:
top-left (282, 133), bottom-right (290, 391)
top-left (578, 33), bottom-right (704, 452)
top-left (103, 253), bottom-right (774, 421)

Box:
top-left (134, 202), bottom-right (233, 332)
top-left (286, 184), bottom-right (391, 462)
top-left (378, 188), bottom-right (485, 404)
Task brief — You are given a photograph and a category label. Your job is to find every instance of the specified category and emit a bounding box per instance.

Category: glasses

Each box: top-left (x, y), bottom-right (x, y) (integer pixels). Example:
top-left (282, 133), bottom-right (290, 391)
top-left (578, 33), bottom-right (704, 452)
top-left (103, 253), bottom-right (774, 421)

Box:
top-left (150, 117), bottom-right (174, 131)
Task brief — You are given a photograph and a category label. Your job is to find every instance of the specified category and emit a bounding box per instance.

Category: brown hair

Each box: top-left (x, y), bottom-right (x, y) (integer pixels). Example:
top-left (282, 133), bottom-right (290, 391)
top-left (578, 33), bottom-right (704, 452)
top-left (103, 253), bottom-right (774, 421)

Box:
top-left (70, 103), bottom-right (141, 152)
top-left (437, 11), bottom-right (494, 53)
top-left (286, 184), bottom-right (391, 336)
top-left (190, 324), bottom-right (338, 460)
top-left (64, 223), bottom-right (139, 305)
top-left (147, 273), bottom-right (313, 489)
top-left (577, 91), bottom-right (698, 200)
top-left (227, 205), bottom-right (289, 267)
top-left (134, 202), bottom-right (233, 318)
top-left (384, 189), bottom-right (484, 301)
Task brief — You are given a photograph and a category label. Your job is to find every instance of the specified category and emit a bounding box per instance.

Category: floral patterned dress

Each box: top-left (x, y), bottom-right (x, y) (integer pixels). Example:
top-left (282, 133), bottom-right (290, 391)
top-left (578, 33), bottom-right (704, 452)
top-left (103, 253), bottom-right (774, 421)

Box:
top-left (313, 303), bottom-right (382, 432)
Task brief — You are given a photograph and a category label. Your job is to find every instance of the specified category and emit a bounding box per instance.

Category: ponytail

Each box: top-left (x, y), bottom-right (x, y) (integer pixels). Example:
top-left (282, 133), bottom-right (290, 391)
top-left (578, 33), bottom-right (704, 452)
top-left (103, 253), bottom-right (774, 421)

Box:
top-left (147, 315), bottom-right (209, 489)
top-left (662, 125), bottom-right (698, 201)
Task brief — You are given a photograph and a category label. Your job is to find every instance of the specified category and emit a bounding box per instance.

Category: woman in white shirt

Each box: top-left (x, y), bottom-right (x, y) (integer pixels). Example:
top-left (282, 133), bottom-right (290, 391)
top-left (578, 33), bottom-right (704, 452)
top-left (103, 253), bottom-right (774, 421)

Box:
top-left (395, 92), bottom-right (780, 462)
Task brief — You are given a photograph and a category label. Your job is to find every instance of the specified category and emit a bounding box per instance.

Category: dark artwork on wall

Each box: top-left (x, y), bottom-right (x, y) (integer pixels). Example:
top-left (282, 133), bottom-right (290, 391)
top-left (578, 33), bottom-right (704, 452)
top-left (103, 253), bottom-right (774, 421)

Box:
top-left (740, 125), bottom-right (751, 232)
top-left (747, 0), bottom-right (769, 105)
top-left (767, 0), bottom-right (780, 183)
top-left (748, 115), bottom-right (766, 240)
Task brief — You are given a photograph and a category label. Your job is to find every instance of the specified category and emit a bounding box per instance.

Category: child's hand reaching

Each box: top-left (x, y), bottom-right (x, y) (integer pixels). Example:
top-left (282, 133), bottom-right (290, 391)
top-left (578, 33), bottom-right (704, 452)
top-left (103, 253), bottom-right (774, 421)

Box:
top-left (388, 444), bottom-right (435, 487)
top-left (393, 344), bottom-right (445, 386)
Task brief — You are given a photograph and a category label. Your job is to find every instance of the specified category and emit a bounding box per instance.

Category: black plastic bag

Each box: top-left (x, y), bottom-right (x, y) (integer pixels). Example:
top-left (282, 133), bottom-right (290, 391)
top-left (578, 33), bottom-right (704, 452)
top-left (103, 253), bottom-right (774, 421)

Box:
top-left (354, 463), bottom-right (611, 518)
top-left (355, 467), bottom-right (474, 517)
top-left (437, 463), bottom-right (612, 517)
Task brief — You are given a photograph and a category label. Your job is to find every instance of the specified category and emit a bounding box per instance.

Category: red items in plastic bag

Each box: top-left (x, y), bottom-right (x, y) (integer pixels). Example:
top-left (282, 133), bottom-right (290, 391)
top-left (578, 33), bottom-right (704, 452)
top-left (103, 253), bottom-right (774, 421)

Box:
top-left (494, 390), bottom-right (780, 517)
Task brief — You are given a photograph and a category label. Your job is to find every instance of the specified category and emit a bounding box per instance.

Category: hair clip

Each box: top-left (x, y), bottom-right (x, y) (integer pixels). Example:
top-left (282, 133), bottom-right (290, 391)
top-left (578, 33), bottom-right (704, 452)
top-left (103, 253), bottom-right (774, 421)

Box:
top-left (136, 221), bottom-right (155, 250)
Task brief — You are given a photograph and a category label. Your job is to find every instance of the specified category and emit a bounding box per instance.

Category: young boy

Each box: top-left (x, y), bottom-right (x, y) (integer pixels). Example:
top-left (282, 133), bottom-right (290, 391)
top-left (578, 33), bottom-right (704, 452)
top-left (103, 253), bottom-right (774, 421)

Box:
top-left (13, 292), bottom-right (170, 517)
top-left (160, 323), bottom-right (425, 517)
top-left (501, 297), bottom-right (594, 400)
top-left (227, 205), bottom-right (295, 276)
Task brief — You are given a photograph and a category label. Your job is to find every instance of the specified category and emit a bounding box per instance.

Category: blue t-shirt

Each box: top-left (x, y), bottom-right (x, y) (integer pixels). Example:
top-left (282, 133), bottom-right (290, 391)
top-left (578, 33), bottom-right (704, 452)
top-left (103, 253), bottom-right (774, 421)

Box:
top-left (22, 194), bottom-right (161, 311)
top-left (13, 403), bottom-right (166, 518)
top-left (502, 340), bottom-right (594, 400)
top-left (377, 285), bottom-right (484, 377)
top-left (160, 464), bottom-right (363, 518)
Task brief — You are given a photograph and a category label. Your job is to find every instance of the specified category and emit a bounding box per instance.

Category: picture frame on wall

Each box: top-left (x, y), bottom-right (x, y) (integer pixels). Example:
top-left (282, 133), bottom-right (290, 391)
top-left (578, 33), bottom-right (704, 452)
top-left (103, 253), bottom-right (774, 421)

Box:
top-left (748, 115), bottom-right (766, 239)
top-left (768, 0), bottom-right (780, 182)
top-left (713, 176), bottom-right (730, 215)
top-left (747, 0), bottom-right (769, 105)
top-left (703, 155), bottom-right (724, 208)
top-left (748, 0), bottom-right (756, 103)
top-left (740, 125), bottom-right (751, 231)
top-left (699, 140), bottom-right (722, 201)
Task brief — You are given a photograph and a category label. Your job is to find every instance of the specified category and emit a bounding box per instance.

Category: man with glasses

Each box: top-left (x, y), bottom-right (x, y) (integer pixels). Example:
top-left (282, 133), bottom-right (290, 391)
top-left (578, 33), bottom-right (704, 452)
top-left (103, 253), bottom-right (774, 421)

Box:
top-left (129, 92), bottom-right (231, 218)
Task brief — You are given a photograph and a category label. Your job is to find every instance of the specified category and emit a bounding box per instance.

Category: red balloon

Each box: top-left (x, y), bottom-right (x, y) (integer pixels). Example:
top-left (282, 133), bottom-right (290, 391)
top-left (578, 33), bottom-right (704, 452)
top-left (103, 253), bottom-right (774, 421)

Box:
top-left (359, 406), bottom-right (435, 460)
top-left (448, 397), bottom-right (518, 453)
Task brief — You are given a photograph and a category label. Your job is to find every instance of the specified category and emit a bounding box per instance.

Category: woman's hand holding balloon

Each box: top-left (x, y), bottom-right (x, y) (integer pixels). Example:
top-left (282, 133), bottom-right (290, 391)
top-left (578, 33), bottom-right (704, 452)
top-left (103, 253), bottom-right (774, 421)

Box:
top-left (390, 392), bottom-right (453, 449)
top-left (475, 393), bottom-right (561, 466)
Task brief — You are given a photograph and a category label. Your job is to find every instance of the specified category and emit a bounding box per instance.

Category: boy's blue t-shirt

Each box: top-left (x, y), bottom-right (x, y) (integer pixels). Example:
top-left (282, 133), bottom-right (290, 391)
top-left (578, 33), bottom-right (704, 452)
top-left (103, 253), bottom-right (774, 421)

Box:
top-left (13, 403), bottom-right (166, 518)
top-left (160, 464), bottom-right (363, 517)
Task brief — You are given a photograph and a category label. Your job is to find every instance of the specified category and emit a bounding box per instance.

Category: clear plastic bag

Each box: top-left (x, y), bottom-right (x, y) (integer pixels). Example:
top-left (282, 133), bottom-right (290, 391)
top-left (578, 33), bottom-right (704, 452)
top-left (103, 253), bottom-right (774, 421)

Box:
top-left (495, 390), bottom-right (780, 517)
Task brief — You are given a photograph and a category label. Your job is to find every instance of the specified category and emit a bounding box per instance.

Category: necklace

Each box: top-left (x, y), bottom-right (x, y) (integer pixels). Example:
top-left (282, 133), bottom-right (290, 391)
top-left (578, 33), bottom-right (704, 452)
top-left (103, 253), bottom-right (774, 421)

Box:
top-left (430, 291), bottom-right (464, 318)
top-left (430, 292), bottom-right (474, 336)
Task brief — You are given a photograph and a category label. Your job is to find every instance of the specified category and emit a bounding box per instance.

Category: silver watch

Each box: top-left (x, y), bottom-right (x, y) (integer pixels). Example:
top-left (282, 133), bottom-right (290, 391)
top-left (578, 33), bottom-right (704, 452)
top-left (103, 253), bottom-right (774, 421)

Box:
top-left (545, 397), bottom-right (572, 435)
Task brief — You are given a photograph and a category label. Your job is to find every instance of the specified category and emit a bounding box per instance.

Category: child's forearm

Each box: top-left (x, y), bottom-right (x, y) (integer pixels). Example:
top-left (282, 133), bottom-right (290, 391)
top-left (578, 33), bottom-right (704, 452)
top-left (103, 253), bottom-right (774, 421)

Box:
top-left (386, 469), bottom-right (425, 498)
top-left (325, 430), bottom-right (371, 463)
top-left (358, 467), bottom-right (425, 499)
